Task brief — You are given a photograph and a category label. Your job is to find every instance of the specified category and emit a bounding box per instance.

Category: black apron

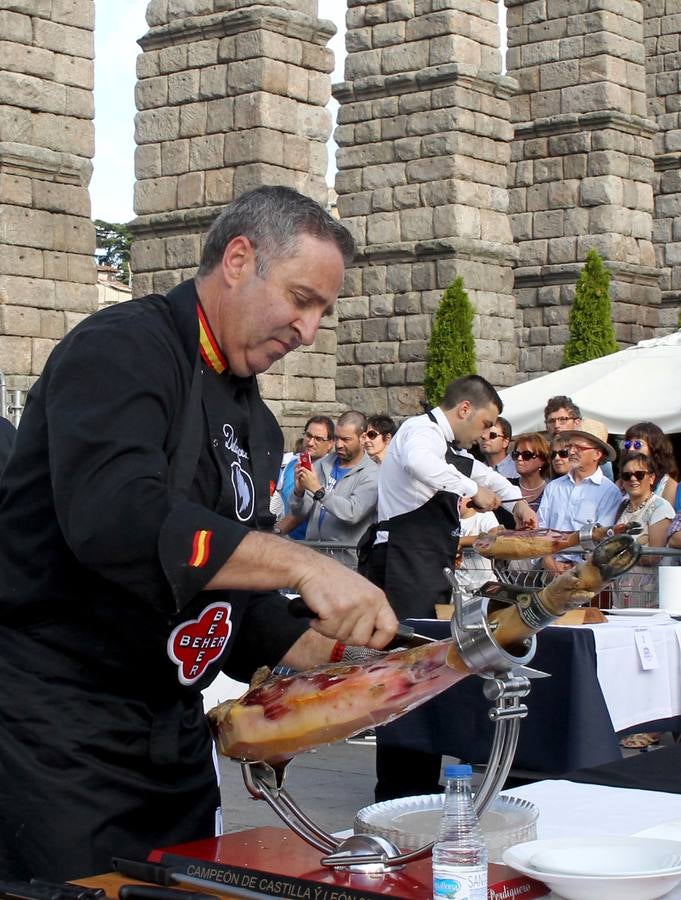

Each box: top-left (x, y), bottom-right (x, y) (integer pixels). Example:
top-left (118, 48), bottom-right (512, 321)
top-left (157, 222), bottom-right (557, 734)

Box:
top-left (368, 413), bottom-right (475, 801)
top-left (364, 412), bottom-right (474, 620)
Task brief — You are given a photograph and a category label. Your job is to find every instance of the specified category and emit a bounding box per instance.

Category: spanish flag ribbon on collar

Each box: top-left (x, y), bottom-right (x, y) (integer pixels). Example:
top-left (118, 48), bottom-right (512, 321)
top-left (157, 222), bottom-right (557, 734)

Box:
top-left (197, 303), bottom-right (228, 374)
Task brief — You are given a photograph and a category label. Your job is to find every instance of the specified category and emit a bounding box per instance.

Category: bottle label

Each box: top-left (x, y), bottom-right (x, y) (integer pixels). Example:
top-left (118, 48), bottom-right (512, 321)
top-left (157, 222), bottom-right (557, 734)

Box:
top-left (515, 591), bottom-right (557, 630)
top-left (433, 866), bottom-right (487, 900)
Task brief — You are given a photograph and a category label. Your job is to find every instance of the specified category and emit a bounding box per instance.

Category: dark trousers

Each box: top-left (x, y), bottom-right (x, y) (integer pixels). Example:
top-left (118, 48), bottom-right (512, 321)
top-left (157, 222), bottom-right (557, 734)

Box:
top-left (375, 745), bottom-right (444, 802)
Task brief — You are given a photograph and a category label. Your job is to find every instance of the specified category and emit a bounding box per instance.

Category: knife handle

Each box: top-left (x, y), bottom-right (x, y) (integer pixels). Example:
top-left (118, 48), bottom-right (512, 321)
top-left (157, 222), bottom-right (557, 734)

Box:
top-left (111, 860), bottom-right (173, 887)
top-left (286, 596), bottom-right (428, 649)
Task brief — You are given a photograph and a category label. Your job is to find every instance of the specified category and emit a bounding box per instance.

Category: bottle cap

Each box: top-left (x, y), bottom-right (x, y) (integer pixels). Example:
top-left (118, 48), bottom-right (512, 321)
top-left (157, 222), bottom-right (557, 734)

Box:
top-left (444, 764), bottom-right (473, 778)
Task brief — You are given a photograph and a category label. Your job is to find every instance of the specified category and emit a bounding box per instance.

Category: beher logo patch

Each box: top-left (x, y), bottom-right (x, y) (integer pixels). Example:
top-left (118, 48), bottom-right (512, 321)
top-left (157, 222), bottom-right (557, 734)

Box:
top-left (167, 602), bottom-right (233, 685)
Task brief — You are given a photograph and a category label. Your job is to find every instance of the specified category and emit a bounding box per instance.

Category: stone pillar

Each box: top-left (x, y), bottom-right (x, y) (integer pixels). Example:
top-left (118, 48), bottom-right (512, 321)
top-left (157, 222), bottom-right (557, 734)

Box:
top-left (131, 0), bottom-right (340, 438)
top-left (644, 1), bottom-right (681, 326)
top-left (0, 1), bottom-right (97, 400)
top-left (334, 0), bottom-right (518, 418)
top-left (507, 0), bottom-right (661, 378)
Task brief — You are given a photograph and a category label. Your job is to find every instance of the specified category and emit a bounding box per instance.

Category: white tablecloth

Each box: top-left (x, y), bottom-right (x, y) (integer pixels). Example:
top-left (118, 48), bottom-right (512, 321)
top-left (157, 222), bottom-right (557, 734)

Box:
top-left (579, 616), bottom-right (681, 731)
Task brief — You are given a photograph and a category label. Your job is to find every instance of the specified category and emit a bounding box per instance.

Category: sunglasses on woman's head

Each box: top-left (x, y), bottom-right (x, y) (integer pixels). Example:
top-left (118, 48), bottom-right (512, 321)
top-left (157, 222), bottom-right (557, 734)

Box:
top-left (551, 449), bottom-right (569, 459)
top-left (621, 470), bottom-right (651, 482)
top-left (511, 450), bottom-right (539, 461)
top-left (365, 430), bottom-right (381, 440)
top-left (624, 439), bottom-right (645, 451)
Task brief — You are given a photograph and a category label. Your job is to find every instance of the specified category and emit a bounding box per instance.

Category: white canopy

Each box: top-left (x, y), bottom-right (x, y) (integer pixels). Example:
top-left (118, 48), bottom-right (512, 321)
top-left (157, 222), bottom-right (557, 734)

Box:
top-left (498, 331), bottom-right (681, 436)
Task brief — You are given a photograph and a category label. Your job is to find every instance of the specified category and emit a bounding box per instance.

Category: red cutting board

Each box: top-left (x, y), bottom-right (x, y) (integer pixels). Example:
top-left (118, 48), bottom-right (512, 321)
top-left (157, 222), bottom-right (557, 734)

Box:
top-left (149, 826), bottom-right (549, 899)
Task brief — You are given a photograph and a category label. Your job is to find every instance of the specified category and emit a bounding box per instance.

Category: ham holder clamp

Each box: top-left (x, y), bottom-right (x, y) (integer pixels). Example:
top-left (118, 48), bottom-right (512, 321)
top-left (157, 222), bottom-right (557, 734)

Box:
top-left (211, 534), bottom-right (642, 876)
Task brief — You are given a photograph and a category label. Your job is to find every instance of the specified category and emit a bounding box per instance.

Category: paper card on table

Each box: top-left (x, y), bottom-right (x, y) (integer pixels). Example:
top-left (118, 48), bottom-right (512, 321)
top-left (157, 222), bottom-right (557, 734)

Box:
top-left (634, 628), bottom-right (659, 670)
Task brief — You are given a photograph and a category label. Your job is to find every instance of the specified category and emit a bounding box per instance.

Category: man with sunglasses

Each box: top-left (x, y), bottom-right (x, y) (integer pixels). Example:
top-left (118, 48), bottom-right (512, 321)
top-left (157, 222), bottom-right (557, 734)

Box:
top-left (538, 419), bottom-right (623, 573)
top-left (478, 416), bottom-right (518, 479)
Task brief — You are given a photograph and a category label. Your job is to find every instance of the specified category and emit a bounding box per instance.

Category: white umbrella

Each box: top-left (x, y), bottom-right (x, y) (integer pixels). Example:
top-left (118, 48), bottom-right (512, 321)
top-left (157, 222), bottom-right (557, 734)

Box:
top-left (499, 331), bottom-right (681, 436)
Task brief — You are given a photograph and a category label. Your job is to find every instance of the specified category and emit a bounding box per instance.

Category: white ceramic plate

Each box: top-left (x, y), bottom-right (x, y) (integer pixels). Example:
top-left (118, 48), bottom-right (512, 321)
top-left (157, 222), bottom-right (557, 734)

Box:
top-left (354, 794), bottom-right (538, 861)
top-left (503, 837), bottom-right (681, 900)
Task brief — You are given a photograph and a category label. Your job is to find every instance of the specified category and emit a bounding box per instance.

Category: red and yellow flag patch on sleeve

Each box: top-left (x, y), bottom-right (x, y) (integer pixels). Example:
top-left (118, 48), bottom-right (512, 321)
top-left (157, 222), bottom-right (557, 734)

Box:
top-left (188, 529), bottom-right (212, 568)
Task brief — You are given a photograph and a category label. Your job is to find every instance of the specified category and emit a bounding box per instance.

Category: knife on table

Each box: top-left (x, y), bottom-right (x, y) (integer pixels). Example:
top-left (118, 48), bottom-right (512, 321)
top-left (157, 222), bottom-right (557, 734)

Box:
top-left (111, 860), bottom-right (272, 900)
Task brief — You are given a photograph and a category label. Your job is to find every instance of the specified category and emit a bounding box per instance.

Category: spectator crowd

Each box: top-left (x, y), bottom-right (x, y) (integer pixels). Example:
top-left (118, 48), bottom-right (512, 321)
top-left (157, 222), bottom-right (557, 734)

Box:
top-left (271, 393), bottom-right (681, 597)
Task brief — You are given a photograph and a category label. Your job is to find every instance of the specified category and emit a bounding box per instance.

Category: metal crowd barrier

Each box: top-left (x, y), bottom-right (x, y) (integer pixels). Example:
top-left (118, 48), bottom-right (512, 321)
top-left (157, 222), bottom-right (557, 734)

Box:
top-left (289, 539), bottom-right (681, 610)
top-left (297, 539), bottom-right (359, 570)
top-left (455, 547), bottom-right (681, 611)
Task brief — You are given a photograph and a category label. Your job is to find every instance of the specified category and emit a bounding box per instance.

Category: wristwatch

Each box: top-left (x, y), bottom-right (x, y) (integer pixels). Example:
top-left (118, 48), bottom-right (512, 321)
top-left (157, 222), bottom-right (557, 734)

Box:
top-left (313, 488), bottom-right (326, 502)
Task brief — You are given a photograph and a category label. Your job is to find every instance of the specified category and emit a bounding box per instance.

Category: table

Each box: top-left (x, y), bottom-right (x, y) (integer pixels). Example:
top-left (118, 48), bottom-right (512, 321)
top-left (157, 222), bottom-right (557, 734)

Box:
top-left (377, 616), bottom-right (681, 774)
top-left (501, 779), bottom-right (681, 898)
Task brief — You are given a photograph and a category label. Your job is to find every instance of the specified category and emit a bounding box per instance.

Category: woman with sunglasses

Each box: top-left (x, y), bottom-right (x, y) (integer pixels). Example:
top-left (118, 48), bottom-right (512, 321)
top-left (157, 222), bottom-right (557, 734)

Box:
top-left (622, 422), bottom-right (679, 507)
top-left (549, 434), bottom-right (571, 478)
top-left (510, 432), bottom-right (551, 512)
top-left (613, 452), bottom-right (674, 608)
top-left (364, 415), bottom-right (397, 465)
top-left (613, 452), bottom-right (675, 750)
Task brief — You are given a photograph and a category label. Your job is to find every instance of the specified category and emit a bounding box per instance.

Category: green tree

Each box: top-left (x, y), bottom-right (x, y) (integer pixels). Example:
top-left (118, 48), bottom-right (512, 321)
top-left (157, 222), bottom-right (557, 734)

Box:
top-left (562, 248), bottom-right (618, 367)
top-left (94, 219), bottom-right (132, 284)
top-left (424, 276), bottom-right (477, 407)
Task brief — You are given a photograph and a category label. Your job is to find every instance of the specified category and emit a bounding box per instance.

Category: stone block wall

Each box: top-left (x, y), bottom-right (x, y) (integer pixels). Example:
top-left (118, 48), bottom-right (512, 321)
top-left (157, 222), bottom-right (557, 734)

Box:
top-left (131, 0), bottom-right (343, 434)
top-left (333, 0), bottom-right (519, 419)
top-left (644, 0), bottom-right (681, 319)
top-left (507, 0), bottom-right (662, 378)
top-left (0, 0), bottom-right (97, 399)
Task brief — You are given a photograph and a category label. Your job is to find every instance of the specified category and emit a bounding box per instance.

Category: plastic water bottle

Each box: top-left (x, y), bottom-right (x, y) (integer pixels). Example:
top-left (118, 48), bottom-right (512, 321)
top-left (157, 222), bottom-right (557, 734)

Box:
top-left (432, 764), bottom-right (488, 900)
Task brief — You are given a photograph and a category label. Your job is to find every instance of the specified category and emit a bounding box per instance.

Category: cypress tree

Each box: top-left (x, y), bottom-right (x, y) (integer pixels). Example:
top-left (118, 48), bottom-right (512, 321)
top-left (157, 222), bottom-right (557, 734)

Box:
top-left (562, 248), bottom-right (618, 367)
top-left (424, 276), bottom-right (477, 407)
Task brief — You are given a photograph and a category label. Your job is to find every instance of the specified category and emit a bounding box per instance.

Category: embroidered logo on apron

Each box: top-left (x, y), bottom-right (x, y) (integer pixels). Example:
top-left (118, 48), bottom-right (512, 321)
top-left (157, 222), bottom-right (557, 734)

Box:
top-left (167, 602), bottom-right (233, 685)
top-left (223, 423), bottom-right (255, 522)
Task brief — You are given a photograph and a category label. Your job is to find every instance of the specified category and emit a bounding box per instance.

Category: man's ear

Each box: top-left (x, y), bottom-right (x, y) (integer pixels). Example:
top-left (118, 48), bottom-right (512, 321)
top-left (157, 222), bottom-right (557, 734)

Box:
top-left (221, 235), bottom-right (254, 283)
top-left (455, 400), bottom-right (471, 420)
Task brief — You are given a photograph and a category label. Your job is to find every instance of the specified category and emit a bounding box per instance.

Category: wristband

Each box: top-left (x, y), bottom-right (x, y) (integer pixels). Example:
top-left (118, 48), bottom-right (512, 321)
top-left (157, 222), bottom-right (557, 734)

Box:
top-left (330, 640), bottom-right (346, 663)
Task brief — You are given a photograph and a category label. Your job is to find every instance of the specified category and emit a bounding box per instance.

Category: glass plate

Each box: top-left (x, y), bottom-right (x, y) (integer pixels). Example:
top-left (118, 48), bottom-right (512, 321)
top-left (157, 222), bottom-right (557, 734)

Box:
top-left (354, 793), bottom-right (538, 861)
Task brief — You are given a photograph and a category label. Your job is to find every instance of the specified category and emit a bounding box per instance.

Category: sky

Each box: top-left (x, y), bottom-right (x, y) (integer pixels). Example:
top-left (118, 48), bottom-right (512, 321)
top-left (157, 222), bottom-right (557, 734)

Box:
top-left (91, 0), bottom-right (345, 223)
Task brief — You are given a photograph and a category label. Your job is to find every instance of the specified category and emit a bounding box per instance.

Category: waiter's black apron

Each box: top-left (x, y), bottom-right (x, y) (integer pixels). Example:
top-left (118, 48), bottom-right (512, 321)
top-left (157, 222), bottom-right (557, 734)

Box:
top-left (364, 414), bottom-right (474, 801)
top-left (364, 419), bottom-right (474, 620)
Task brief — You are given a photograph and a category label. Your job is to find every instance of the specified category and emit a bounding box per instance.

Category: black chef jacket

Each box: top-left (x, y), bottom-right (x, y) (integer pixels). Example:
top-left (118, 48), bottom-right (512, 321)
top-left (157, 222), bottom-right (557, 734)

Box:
top-left (0, 280), bottom-right (307, 880)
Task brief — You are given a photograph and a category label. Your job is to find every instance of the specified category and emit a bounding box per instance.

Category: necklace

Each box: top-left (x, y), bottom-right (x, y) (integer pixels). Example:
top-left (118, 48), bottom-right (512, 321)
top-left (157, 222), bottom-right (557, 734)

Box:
top-left (626, 493), bottom-right (653, 514)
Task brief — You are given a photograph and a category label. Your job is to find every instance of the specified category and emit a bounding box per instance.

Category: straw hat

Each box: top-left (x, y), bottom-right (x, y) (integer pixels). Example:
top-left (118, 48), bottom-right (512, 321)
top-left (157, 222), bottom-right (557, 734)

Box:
top-left (560, 418), bottom-right (616, 461)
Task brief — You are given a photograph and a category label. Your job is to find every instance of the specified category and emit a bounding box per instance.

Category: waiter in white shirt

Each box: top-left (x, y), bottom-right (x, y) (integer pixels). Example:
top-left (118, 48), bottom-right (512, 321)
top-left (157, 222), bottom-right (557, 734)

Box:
top-left (360, 375), bottom-right (536, 621)
top-left (358, 375), bottom-right (537, 802)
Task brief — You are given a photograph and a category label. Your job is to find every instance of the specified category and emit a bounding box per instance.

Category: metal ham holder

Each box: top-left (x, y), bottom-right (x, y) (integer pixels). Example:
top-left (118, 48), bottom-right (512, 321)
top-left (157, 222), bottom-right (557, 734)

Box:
top-left (239, 566), bottom-right (551, 875)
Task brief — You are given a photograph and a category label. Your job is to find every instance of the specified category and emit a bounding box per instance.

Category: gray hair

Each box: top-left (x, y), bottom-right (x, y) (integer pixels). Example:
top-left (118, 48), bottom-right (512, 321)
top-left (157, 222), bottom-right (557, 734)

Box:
top-left (197, 186), bottom-right (355, 278)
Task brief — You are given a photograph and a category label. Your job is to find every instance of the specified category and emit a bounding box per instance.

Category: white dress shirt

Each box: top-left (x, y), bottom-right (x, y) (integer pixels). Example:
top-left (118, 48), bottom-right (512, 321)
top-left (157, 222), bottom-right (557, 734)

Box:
top-left (375, 407), bottom-right (521, 544)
